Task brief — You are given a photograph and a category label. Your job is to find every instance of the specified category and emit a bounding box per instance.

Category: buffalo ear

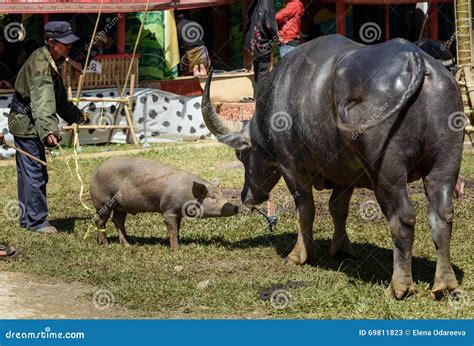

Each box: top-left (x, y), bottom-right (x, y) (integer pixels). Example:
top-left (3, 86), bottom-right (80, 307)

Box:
top-left (217, 132), bottom-right (251, 150)
top-left (192, 181), bottom-right (208, 200)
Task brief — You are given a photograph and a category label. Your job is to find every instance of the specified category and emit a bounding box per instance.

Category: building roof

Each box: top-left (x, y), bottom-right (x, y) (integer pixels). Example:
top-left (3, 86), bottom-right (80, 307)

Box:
top-left (0, 0), bottom-right (238, 13)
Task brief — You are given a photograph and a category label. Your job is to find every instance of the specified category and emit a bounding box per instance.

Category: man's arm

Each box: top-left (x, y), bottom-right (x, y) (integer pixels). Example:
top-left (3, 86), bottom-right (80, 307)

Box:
top-left (30, 74), bottom-right (61, 146)
top-left (276, 4), bottom-right (298, 24)
top-left (56, 89), bottom-right (84, 125)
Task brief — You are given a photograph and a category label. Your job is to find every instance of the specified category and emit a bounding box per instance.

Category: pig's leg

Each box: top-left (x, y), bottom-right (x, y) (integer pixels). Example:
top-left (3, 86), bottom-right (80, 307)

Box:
top-left (163, 213), bottom-right (181, 251)
top-left (93, 208), bottom-right (111, 245)
top-left (112, 211), bottom-right (130, 246)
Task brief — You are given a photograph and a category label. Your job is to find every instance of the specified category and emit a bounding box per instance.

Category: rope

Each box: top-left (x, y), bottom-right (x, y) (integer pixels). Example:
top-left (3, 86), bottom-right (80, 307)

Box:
top-left (121, 0), bottom-right (150, 97)
top-left (73, 132), bottom-right (93, 212)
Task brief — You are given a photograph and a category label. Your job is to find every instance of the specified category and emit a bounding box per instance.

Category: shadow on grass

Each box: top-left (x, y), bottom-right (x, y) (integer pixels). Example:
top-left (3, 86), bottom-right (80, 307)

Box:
top-left (50, 217), bottom-right (92, 234)
top-left (111, 232), bottom-right (464, 287)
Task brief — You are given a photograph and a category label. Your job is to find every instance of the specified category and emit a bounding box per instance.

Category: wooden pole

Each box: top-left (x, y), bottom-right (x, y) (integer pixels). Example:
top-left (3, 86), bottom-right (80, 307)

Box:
top-left (5, 143), bottom-right (48, 167)
top-left (62, 125), bottom-right (130, 130)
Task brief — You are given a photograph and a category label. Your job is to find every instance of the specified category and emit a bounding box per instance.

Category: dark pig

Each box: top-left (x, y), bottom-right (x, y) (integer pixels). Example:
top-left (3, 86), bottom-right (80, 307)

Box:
top-left (90, 157), bottom-right (239, 249)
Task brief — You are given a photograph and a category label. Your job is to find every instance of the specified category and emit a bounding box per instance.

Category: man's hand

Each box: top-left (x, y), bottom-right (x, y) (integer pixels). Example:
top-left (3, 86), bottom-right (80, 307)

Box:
top-left (0, 134), bottom-right (5, 145)
top-left (46, 132), bottom-right (60, 147)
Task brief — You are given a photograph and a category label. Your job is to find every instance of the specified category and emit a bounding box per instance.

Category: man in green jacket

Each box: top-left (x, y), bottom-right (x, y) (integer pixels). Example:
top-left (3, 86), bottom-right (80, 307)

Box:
top-left (8, 21), bottom-right (84, 234)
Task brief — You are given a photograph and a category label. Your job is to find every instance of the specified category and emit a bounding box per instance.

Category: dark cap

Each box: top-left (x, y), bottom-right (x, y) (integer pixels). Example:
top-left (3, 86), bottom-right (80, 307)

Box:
top-left (44, 21), bottom-right (79, 44)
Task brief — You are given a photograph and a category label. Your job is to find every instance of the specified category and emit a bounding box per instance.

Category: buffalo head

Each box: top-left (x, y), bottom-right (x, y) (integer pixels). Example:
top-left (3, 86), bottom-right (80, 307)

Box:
top-left (201, 70), bottom-right (281, 206)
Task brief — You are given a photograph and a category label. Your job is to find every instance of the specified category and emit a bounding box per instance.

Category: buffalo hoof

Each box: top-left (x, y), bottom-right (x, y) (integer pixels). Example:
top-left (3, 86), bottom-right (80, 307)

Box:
top-left (329, 245), bottom-right (357, 260)
top-left (384, 281), bottom-right (416, 300)
top-left (431, 287), bottom-right (464, 301)
top-left (284, 251), bottom-right (310, 265)
top-left (430, 273), bottom-right (460, 300)
top-left (330, 237), bottom-right (356, 259)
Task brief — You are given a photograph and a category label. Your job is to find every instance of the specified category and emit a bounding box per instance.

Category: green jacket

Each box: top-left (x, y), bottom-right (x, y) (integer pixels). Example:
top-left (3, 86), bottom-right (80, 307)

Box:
top-left (8, 46), bottom-right (82, 145)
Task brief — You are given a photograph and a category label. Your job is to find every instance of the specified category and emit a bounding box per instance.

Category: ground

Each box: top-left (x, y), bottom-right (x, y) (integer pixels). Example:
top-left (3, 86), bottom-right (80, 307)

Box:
top-left (0, 142), bottom-right (472, 319)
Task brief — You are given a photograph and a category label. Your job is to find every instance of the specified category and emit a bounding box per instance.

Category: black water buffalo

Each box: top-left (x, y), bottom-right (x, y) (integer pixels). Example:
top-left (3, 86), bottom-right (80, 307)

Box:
top-left (202, 34), bottom-right (464, 300)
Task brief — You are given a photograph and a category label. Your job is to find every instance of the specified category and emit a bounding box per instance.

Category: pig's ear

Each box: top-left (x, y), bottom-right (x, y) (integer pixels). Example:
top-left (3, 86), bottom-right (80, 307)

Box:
top-left (211, 178), bottom-right (220, 188)
top-left (192, 182), bottom-right (208, 200)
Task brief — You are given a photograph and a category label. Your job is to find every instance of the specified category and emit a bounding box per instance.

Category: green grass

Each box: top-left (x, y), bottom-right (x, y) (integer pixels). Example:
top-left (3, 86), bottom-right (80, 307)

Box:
top-left (0, 144), bottom-right (473, 318)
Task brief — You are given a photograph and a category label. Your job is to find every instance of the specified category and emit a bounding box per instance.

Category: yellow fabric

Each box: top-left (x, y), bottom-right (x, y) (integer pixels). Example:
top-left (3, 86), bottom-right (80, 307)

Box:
top-left (164, 10), bottom-right (180, 71)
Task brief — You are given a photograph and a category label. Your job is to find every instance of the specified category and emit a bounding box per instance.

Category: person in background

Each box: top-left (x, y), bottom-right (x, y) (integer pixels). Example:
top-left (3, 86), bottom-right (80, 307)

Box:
top-left (245, 0), bottom-right (278, 96)
top-left (276, 0), bottom-right (304, 58)
top-left (176, 13), bottom-right (210, 77)
top-left (8, 21), bottom-right (84, 234)
top-left (0, 38), bottom-right (18, 89)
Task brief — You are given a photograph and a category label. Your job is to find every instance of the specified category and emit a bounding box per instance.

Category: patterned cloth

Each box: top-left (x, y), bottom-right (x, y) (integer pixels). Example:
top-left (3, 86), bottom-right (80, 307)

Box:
top-left (126, 11), bottom-right (179, 80)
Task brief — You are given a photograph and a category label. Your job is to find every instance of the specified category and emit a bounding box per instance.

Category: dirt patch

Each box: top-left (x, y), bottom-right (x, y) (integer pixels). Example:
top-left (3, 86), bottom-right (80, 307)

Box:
top-left (0, 271), bottom-right (133, 319)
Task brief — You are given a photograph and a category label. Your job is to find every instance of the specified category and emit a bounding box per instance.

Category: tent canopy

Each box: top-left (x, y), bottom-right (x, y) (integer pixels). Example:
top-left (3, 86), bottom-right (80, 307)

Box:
top-left (0, 0), bottom-right (237, 13)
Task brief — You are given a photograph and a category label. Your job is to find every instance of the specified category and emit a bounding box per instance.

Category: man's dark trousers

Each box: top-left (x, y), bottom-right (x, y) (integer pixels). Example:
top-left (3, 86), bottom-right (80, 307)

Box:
top-left (14, 137), bottom-right (49, 230)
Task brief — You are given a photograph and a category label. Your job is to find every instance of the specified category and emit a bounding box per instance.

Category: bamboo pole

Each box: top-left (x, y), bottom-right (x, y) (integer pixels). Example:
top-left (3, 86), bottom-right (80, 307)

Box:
top-left (455, 0), bottom-right (474, 134)
top-left (62, 125), bottom-right (131, 130)
top-left (124, 105), bottom-right (138, 145)
top-left (455, 0), bottom-right (472, 67)
top-left (68, 97), bottom-right (127, 103)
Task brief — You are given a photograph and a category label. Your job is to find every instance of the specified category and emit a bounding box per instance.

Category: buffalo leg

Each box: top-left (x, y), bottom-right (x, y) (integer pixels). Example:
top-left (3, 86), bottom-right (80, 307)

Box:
top-left (423, 177), bottom-right (461, 299)
top-left (283, 176), bottom-right (314, 265)
top-left (375, 182), bottom-right (416, 299)
top-left (329, 186), bottom-right (356, 259)
top-left (163, 213), bottom-right (181, 251)
top-left (112, 211), bottom-right (130, 246)
top-left (93, 207), bottom-right (111, 245)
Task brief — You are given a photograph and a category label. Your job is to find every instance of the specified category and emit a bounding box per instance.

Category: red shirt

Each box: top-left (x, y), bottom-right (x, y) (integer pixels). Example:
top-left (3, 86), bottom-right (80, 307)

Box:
top-left (276, 0), bottom-right (304, 43)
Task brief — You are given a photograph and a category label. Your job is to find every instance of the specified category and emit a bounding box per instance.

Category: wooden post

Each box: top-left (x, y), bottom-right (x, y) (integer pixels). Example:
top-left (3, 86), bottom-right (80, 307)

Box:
top-left (428, 1), bottom-right (438, 39)
top-left (336, 3), bottom-right (346, 36)
top-left (117, 13), bottom-right (126, 54)
top-left (385, 5), bottom-right (390, 41)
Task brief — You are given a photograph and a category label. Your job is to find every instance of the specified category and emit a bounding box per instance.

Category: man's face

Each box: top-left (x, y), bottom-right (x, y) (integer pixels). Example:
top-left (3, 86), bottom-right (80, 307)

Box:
top-left (49, 39), bottom-right (72, 58)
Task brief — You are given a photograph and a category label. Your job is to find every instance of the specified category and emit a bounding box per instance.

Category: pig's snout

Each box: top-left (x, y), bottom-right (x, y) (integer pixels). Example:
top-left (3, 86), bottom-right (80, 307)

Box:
top-left (221, 203), bottom-right (239, 216)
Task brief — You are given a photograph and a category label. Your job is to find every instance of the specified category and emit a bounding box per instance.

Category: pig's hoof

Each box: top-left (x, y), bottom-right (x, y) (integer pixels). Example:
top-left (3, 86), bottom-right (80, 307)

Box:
top-left (119, 238), bottom-right (130, 246)
top-left (384, 281), bottom-right (416, 300)
top-left (98, 237), bottom-right (108, 245)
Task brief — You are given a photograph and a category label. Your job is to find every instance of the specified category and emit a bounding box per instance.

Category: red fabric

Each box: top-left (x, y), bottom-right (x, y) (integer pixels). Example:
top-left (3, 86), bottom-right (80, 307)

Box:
top-left (276, 0), bottom-right (304, 43)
